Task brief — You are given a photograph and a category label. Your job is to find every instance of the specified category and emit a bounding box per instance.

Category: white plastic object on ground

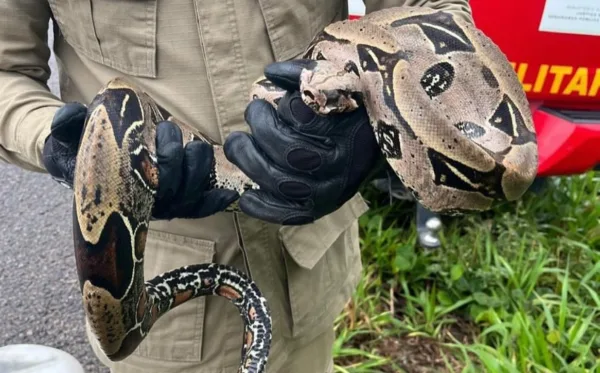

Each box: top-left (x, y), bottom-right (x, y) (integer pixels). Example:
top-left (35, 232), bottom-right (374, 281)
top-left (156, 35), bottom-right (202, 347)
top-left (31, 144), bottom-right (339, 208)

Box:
top-left (0, 344), bottom-right (85, 373)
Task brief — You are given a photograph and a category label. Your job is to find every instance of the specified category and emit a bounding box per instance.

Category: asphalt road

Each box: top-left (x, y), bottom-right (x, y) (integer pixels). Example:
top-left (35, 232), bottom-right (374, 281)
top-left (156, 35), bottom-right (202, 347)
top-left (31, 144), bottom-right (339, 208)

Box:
top-left (0, 22), bottom-right (109, 373)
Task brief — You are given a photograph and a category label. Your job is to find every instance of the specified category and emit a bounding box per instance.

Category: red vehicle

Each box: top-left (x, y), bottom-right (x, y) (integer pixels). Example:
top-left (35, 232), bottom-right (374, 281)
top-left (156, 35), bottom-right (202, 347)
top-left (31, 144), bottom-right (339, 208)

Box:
top-left (349, 0), bottom-right (600, 248)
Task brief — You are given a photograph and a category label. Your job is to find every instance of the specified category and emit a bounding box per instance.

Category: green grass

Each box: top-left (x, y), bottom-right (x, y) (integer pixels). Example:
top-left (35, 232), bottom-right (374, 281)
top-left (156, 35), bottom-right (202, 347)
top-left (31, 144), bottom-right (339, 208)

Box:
top-left (332, 171), bottom-right (600, 373)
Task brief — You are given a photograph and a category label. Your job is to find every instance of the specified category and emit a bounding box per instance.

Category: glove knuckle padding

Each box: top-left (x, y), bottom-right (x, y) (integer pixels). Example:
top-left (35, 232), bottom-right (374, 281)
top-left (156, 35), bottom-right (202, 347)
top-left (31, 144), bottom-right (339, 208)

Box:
top-left (277, 178), bottom-right (312, 200)
top-left (285, 147), bottom-right (322, 172)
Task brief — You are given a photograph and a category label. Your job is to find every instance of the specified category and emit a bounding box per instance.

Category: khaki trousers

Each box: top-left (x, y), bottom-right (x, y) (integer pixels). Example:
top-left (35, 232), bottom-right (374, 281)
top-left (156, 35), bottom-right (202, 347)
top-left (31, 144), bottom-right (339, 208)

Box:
top-left (85, 194), bottom-right (369, 373)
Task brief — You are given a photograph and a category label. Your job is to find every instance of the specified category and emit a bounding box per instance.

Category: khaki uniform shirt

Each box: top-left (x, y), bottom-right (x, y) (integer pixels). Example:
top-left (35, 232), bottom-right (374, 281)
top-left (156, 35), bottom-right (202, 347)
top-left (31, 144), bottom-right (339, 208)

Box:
top-left (0, 1), bottom-right (473, 371)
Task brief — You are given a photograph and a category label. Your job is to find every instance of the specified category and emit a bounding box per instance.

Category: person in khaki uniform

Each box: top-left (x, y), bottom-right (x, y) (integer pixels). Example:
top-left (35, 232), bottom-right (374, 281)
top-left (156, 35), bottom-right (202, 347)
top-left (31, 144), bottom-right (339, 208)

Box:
top-left (0, 1), bottom-right (473, 372)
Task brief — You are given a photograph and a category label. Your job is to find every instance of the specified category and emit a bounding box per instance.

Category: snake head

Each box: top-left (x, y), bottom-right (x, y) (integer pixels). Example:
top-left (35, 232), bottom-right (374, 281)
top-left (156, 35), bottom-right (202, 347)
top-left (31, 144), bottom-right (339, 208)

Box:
top-left (299, 60), bottom-right (363, 115)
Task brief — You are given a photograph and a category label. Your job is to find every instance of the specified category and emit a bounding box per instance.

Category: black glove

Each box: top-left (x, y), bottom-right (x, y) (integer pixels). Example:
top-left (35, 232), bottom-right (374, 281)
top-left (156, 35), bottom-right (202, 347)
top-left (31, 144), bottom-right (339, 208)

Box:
top-left (150, 121), bottom-right (239, 220)
top-left (42, 102), bottom-right (86, 189)
top-left (42, 103), bottom-right (238, 220)
top-left (223, 60), bottom-right (383, 225)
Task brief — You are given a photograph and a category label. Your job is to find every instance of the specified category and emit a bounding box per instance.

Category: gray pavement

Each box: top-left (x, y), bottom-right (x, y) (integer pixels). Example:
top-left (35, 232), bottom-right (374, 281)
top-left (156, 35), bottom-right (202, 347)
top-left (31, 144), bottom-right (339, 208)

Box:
top-left (0, 22), bottom-right (109, 373)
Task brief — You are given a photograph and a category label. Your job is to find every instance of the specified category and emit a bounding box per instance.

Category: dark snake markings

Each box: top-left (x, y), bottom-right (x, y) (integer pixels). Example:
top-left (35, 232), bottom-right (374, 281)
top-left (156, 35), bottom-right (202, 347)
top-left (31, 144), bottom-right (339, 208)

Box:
top-left (391, 11), bottom-right (476, 54)
top-left (490, 94), bottom-right (537, 145)
top-left (72, 7), bottom-right (537, 373)
top-left (376, 121), bottom-right (403, 159)
top-left (421, 62), bottom-right (455, 98)
top-left (454, 122), bottom-right (486, 139)
top-left (481, 65), bottom-right (500, 88)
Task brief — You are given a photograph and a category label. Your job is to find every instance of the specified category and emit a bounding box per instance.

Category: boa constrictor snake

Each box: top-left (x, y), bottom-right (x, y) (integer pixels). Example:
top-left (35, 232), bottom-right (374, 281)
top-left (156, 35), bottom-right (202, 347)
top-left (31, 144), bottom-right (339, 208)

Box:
top-left (72, 6), bottom-right (537, 373)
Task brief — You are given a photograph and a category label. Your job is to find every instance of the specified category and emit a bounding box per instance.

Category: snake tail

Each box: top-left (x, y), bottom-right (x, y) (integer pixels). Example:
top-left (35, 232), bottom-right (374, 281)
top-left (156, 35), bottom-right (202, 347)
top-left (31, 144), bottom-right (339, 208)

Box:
top-left (72, 78), bottom-right (271, 373)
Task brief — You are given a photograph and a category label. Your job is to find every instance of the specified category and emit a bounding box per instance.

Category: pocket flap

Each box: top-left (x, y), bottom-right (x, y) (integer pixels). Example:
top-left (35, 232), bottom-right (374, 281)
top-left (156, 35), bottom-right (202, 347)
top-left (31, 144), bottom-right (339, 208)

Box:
top-left (48, 0), bottom-right (157, 78)
top-left (279, 193), bottom-right (369, 270)
top-left (257, 0), bottom-right (345, 61)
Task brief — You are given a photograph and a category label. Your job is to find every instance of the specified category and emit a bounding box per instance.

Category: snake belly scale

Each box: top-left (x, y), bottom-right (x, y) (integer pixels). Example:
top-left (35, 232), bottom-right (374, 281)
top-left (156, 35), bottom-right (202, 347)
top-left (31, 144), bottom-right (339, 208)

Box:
top-left (71, 6), bottom-right (537, 373)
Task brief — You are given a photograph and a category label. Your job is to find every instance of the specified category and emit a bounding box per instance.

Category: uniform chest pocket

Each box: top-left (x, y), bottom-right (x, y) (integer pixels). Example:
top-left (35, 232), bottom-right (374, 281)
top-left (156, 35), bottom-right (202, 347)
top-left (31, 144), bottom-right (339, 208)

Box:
top-left (48, 0), bottom-right (157, 77)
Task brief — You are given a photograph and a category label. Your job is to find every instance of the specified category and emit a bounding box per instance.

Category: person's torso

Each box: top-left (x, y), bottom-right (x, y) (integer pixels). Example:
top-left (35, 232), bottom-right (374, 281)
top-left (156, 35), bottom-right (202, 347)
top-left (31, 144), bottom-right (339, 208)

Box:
top-left (47, 0), bottom-right (373, 257)
top-left (48, 0), bottom-right (348, 141)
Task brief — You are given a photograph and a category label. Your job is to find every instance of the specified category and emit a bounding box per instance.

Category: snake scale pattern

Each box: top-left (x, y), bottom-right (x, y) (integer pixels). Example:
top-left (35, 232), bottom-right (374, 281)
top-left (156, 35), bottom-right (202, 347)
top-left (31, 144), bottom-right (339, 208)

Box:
top-left (71, 7), bottom-right (537, 373)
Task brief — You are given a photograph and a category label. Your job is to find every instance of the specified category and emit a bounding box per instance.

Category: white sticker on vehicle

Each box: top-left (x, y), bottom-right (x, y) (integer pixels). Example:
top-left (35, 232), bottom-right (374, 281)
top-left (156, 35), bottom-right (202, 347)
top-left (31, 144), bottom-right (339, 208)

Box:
top-left (348, 0), bottom-right (365, 16)
top-left (539, 0), bottom-right (600, 36)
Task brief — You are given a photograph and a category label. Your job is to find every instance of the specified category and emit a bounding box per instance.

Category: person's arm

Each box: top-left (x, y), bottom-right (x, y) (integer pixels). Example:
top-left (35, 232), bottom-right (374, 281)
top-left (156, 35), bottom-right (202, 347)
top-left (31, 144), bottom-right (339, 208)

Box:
top-left (0, 1), bottom-right (64, 172)
top-left (363, 0), bottom-right (473, 23)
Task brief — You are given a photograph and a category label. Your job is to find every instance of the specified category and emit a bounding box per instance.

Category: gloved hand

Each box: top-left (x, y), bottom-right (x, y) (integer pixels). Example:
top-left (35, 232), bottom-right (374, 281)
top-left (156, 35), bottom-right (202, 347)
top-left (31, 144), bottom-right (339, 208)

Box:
top-left (150, 121), bottom-right (239, 220)
top-left (42, 102), bottom-right (238, 220)
top-left (223, 60), bottom-right (383, 225)
top-left (42, 102), bottom-right (86, 189)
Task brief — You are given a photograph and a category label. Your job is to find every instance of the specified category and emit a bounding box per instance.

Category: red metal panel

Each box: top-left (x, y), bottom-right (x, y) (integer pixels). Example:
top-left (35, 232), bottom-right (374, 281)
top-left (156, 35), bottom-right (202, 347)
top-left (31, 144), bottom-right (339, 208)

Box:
top-left (469, 0), bottom-right (600, 109)
top-left (532, 107), bottom-right (600, 176)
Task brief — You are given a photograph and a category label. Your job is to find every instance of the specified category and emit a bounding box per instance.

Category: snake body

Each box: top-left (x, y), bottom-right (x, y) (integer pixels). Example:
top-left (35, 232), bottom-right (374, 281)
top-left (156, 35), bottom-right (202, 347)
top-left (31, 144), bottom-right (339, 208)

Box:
top-left (72, 7), bottom-right (537, 373)
top-left (72, 78), bottom-right (270, 373)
